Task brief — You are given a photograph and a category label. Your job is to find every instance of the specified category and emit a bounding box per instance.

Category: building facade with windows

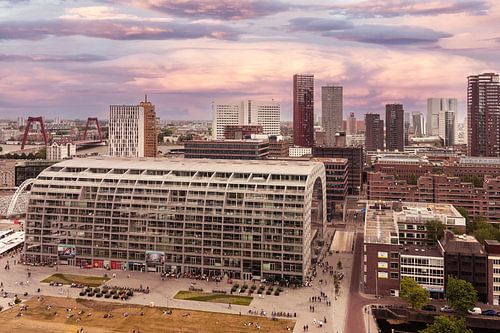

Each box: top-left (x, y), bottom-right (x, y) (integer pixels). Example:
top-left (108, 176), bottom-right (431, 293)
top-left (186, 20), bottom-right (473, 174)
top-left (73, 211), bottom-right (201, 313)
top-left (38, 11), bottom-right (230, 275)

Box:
top-left (293, 74), bottom-right (314, 147)
top-left (24, 158), bottom-right (326, 283)
top-left (212, 100), bottom-right (280, 140)
top-left (109, 97), bottom-right (158, 157)
top-left (364, 201), bottom-right (464, 297)
top-left (47, 142), bottom-right (76, 160)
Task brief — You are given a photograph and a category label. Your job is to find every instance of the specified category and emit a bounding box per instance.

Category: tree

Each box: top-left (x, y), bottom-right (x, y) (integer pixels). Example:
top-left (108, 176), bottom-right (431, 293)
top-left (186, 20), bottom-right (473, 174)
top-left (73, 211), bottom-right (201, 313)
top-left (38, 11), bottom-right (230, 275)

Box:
top-left (408, 174), bottom-right (418, 185)
top-left (336, 260), bottom-right (343, 270)
top-left (400, 277), bottom-right (429, 310)
top-left (420, 316), bottom-right (472, 333)
top-left (456, 207), bottom-right (472, 233)
top-left (445, 276), bottom-right (477, 315)
top-left (426, 220), bottom-right (445, 243)
top-left (472, 219), bottom-right (500, 243)
top-left (35, 147), bottom-right (46, 159)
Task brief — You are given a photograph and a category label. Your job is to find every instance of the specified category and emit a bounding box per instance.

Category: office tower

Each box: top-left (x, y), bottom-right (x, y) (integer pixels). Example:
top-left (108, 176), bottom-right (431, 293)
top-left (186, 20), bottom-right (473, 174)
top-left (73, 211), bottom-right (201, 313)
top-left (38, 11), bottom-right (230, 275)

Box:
top-left (347, 112), bottom-right (357, 135)
top-left (109, 96), bottom-right (158, 157)
top-left (404, 112), bottom-right (411, 145)
top-left (427, 98), bottom-right (457, 146)
top-left (293, 74), bottom-right (314, 147)
top-left (24, 157), bottom-right (326, 282)
top-left (468, 73), bottom-right (500, 156)
top-left (385, 104), bottom-right (404, 151)
top-left (412, 112), bottom-right (425, 137)
top-left (365, 113), bottom-right (384, 151)
top-left (212, 100), bottom-right (280, 140)
top-left (439, 109), bottom-right (456, 146)
top-left (322, 85), bottom-right (343, 147)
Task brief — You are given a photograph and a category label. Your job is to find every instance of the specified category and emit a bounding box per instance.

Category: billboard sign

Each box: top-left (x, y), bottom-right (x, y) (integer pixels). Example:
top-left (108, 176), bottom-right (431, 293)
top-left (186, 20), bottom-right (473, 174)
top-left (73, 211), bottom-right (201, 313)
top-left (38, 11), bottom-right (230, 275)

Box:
top-left (58, 244), bottom-right (76, 260)
top-left (145, 251), bottom-right (165, 267)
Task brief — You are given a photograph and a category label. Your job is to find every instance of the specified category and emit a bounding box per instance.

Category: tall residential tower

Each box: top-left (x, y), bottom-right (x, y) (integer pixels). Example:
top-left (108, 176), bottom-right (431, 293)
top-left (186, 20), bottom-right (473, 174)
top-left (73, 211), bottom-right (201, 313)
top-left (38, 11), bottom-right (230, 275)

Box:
top-left (109, 96), bottom-right (158, 157)
top-left (293, 74), bottom-right (314, 147)
top-left (468, 73), bottom-right (500, 156)
top-left (321, 85), bottom-right (343, 147)
top-left (385, 104), bottom-right (405, 151)
top-left (365, 113), bottom-right (384, 151)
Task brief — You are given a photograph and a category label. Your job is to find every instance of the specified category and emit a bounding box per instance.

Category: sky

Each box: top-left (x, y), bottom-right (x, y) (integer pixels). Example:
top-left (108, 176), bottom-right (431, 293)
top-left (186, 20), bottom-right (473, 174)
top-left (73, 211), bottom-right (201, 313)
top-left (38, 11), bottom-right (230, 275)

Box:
top-left (0, 0), bottom-right (498, 121)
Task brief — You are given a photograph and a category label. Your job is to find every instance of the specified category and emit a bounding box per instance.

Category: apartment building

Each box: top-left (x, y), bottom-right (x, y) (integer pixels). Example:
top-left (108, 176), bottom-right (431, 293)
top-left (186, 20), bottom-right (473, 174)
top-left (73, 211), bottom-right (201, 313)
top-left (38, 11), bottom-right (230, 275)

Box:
top-left (313, 146), bottom-right (363, 195)
top-left (212, 100), bottom-right (280, 140)
top-left (485, 240), bottom-right (500, 305)
top-left (184, 139), bottom-right (269, 160)
top-left (24, 157), bottom-right (326, 283)
top-left (46, 142), bottom-right (76, 160)
top-left (312, 158), bottom-right (348, 218)
top-left (109, 97), bottom-right (158, 157)
top-left (364, 201), bottom-right (464, 297)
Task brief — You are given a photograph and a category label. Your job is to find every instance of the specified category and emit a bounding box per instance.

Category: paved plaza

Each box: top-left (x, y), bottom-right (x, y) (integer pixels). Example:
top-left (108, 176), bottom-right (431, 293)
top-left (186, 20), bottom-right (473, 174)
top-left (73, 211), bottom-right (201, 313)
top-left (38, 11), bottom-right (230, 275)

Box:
top-left (0, 237), bottom-right (354, 333)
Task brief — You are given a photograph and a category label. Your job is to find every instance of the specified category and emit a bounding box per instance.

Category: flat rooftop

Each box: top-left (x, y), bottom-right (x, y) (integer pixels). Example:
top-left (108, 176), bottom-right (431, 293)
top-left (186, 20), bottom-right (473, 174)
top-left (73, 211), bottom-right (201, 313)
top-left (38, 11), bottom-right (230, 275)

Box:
top-left (400, 245), bottom-right (442, 258)
top-left (457, 157), bottom-right (500, 166)
top-left (442, 234), bottom-right (485, 255)
top-left (397, 202), bottom-right (466, 227)
top-left (47, 157), bottom-right (324, 177)
top-left (364, 201), bottom-right (399, 245)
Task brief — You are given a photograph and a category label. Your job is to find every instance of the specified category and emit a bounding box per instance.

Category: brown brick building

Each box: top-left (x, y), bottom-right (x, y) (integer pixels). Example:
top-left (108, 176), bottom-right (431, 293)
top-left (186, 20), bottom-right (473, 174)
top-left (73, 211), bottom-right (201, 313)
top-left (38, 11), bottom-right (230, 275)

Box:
top-left (313, 146), bottom-right (363, 195)
top-left (312, 158), bottom-right (348, 219)
top-left (223, 125), bottom-right (263, 140)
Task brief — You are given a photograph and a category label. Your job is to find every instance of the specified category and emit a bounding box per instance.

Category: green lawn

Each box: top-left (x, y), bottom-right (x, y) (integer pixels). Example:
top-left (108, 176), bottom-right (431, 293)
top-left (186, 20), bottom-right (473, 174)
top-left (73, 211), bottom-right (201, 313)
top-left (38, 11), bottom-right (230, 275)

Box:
top-left (174, 290), bottom-right (253, 306)
top-left (41, 273), bottom-right (110, 287)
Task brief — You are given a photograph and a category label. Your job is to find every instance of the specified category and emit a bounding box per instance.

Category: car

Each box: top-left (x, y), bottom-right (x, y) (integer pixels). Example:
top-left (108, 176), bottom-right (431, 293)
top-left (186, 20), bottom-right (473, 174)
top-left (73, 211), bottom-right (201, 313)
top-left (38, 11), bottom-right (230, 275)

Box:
top-left (481, 309), bottom-right (497, 316)
top-left (422, 305), bottom-right (436, 312)
top-left (440, 305), bottom-right (454, 313)
top-left (468, 307), bottom-right (482, 315)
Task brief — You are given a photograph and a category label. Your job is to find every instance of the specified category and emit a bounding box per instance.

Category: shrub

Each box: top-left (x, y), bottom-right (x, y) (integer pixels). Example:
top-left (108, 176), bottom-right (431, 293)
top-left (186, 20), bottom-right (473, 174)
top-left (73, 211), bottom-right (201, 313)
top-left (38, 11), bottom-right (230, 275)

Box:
top-left (274, 290), bottom-right (280, 296)
top-left (85, 287), bottom-right (92, 293)
top-left (277, 287), bottom-right (284, 292)
top-left (266, 290), bottom-right (272, 295)
top-left (79, 291), bottom-right (86, 296)
top-left (96, 293), bottom-right (103, 298)
top-left (14, 297), bottom-right (21, 304)
top-left (233, 283), bottom-right (240, 288)
top-left (126, 290), bottom-right (133, 297)
top-left (104, 293), bottom-right (111, 298)
top-left (113, 294), bottom-right (119, 299)
top-left (110, 289), bottom-right (117, 295)
top-left (94, 288), bottom-right (101, 294)
top-left (250, 285), bottom-right (257, 290)
top-left (231, 286), bottom-right (238, 293)
top-left (87, 292), bottom-right (95, 297)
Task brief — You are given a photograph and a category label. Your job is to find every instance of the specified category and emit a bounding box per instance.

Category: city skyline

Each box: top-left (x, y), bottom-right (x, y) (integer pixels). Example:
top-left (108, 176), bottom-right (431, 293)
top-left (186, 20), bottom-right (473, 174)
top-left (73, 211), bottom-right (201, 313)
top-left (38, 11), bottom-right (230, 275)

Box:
top-left (1, 0), bottom-right (499, 120)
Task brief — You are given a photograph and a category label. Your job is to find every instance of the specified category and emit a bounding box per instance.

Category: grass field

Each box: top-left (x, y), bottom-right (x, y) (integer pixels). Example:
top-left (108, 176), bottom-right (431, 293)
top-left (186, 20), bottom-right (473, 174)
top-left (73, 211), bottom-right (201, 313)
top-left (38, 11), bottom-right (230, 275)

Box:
top-left (0, 296), bottom-right (294, 333)
top-left (174, 290), bottom-right (254, 306)
top-left (41, 273), bottom-right (110, 287)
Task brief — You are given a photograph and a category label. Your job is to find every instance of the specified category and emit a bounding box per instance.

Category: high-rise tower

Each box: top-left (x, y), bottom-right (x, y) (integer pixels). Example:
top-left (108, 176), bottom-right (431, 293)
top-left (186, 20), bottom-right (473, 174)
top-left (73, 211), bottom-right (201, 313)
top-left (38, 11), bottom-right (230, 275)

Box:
top-left (468, 73), bottom-right (500, 156)
top-left (293, 74), bottom-right (314, 147)
top-left (322, 85), bottom-right (342, 147)
top-left (385, 104), bottom-right (404, 151)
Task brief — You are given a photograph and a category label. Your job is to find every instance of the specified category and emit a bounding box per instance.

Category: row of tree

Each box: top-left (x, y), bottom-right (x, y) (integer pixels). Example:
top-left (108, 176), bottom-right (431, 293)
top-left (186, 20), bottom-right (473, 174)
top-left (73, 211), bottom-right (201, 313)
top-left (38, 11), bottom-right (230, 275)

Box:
top-left (400, 276), bottom-right (477, 333)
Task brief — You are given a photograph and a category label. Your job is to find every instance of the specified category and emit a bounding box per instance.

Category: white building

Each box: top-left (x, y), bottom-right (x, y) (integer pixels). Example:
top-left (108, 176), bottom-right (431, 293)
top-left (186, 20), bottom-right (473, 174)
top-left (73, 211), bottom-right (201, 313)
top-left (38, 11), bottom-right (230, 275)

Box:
top-left (289, 146), bottom-right (312, 157)
top-left (109, 105), bottom-right (144, 157)
top-left (212, 100), bottom-right (280, 140)
top-left (109, 99), bottom-right (157, 158)
top-left (400, 247), bottom-right (445, 296)
top-left (24, 157), bottom-right (326, 282)
top-left (426, 98), bottom-right (457, 146)
top-left (46, 142), bottom-right (76, 160)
